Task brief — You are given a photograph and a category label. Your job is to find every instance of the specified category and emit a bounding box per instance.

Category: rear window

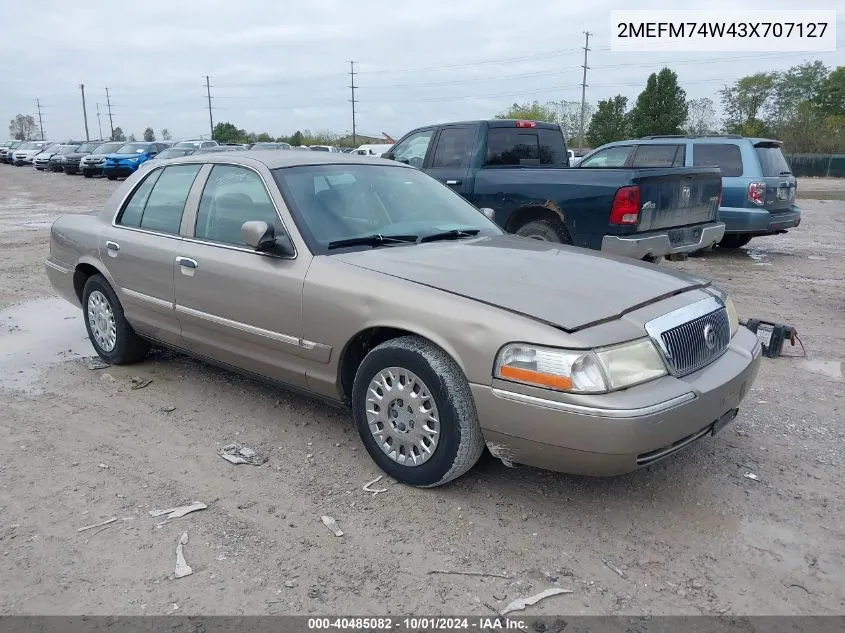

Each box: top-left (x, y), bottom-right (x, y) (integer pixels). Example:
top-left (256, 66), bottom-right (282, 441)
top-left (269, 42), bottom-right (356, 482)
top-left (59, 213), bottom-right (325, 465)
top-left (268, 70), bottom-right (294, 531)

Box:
top-left (484, 128), bottom-right (567, 166)
top-left (631, 144), bottom-right (685, 168)
top-left (755, 146), bottom-right (791, 176)
top-left (693, 143), bottom-right (743, 177)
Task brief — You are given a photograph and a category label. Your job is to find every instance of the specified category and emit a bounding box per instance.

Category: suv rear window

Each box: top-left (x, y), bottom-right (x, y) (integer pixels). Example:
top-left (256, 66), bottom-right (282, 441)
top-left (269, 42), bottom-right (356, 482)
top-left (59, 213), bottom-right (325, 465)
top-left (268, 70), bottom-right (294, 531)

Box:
top-left (755, 146), bottom-right (791, 177)
top-left (484, 128), bottom-right (567, 166)
top-left (693, 143), bottom-right (743, 177)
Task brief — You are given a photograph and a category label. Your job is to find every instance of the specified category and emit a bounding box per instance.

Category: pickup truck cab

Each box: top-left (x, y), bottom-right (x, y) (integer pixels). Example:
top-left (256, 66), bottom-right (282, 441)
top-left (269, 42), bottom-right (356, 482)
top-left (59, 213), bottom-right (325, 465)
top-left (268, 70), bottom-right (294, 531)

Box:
top-left (580, 136), bottom-right (800, 249)
top-left (384, 120), bottom-right (724, 260)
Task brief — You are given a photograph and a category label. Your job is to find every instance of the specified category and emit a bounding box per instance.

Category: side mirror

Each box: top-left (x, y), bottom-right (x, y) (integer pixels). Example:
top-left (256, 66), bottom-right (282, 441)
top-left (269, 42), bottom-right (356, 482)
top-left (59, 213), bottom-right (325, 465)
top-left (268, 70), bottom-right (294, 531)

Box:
top-left (480, 207), bottom-right (496, 221)
top-left (241, 221), bottom-right (295, 257)
top-left (383, 152), bottom-right (395, 160)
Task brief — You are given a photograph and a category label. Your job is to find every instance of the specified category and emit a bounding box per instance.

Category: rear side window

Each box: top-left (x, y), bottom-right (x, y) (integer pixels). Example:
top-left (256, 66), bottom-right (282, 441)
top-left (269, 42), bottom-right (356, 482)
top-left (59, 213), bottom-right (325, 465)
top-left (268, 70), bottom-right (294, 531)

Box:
top-left (117, 165), bottom-right (201, 234)
top-left (693, 144), bottom-right (743, 177)
top-left (118, 169), bottom-right (162, 227)
top-left (484, 128), bottom-right (567, 166)
top-left (578, 145), bottom-right (634, 168)
top-left (631, 144), bottom-right (685, 168)
top-left (431, 127), bottom-right (472, 168)
top-left (755, 146), bottom-right (791, 176)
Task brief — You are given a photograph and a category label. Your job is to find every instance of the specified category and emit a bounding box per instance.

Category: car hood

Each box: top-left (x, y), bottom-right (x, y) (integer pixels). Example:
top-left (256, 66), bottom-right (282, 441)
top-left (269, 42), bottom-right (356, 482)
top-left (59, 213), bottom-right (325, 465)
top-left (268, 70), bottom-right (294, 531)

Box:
top-left (332, 234), bottom-right (711, 332)
top-left (106, 153), bottom-right (148, 160)
top-left (64, 152), bottom-right (90, 159)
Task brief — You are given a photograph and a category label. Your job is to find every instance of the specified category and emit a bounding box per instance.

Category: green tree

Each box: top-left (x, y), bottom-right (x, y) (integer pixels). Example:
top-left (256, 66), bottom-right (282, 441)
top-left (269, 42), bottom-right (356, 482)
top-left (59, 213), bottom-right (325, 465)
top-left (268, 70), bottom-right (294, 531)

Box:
top-left (127, 134), bottom-right (137, 142)
top-left (683, 97), bottom-right (717, 136)
top-left (495, 100), bottom-right (558, 123)
top-left (112, 127), bottom-right (126, 142)
top-left (769, 61), bottom-right (829, 129)
top-left (143, 127), bottom-right (155, 142)
top-left (249, 132), bottom-right (274, 143)
top-left (212, 121), bottom-right (248, 144)
top-left (628, 68), bottom-right (688, 137)
top-left (289, 130), bottom-right (304, 146)
top-left (720, 72), bottom-right (777, 136)
top-left (8, 114), bottom-right (36, 140)
top-left (814, 66), bottom-right (845, 117)
top-left (586, 95), bottom-right (629, 147)
top-left (160, 128), bottom-right (172, 141)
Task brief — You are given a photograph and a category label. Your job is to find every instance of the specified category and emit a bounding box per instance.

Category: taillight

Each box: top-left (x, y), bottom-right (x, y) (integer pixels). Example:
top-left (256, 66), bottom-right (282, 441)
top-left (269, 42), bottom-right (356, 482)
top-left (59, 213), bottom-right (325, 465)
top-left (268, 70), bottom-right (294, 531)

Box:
top-left (610, 186), bottom-right (641, 225)
top-left (515, 120), bottom-right (537, 128)
top-left (748, 182), bottom-right (766, 206)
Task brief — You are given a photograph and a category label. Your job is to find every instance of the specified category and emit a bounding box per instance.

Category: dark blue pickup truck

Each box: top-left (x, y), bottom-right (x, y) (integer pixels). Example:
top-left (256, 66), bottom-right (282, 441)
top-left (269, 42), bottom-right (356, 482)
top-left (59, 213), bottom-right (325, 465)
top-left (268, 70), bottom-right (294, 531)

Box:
top-left (383, 119), bottom-right (725, 260)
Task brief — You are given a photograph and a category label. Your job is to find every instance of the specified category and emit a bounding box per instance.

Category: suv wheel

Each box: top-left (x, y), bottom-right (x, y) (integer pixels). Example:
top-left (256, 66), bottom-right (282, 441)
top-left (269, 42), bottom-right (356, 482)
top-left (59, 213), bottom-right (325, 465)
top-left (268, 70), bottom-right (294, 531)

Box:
top-left (719, 234), bottom-right (752, 249)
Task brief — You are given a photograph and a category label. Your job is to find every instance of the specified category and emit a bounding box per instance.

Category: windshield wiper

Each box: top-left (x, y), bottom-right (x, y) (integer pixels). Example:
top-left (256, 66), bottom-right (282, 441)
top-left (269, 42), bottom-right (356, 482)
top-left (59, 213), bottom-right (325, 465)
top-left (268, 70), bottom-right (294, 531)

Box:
top-left (419, 228), bottom-right (481, 243)
top-left (327, 234), bottom-right (418, 250)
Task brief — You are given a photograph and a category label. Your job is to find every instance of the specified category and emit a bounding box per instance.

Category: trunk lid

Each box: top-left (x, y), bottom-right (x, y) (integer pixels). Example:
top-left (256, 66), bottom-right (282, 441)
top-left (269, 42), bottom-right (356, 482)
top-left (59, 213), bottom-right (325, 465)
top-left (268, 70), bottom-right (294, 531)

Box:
top-left (333, 235), bottom-right (710, 332)
top-left (754, 141), bottom-right (796, 213)
top-left (634, 167), bottom-right (722, 231)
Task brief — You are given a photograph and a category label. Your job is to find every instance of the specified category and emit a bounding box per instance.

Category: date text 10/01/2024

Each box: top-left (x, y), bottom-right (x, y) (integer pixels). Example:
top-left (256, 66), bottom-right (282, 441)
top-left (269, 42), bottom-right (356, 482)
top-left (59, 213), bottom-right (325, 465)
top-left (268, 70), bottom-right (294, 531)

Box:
top-left (307, 617), bottom-right (528, 630)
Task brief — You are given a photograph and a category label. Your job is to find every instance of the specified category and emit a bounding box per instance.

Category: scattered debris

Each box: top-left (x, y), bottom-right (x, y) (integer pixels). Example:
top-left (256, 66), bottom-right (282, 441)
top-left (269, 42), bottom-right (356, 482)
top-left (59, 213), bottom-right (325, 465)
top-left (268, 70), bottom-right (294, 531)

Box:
top-left (77, 517), bottom-right (117, 533)
top-left (320, 515), bottom-right (344, 537)
top-left (486, 442), bottom-right (516, 468)
top-left (744, 472), bottom-right (761, 482)
top-left (284, 580), bottom-right (295, 588)
top-left (159, 405), bottom-right (177, 413)
top-left (237, 501), bottom-right (257, 510)
top-left (149, 502), bottom-right (207, 519)
top-left (362, 475), bottom-right (388, 496)
top-left (98, 463), bottom-right (109, 469)
top-left (500, 587), bottom-right (573, 616)
top-left (174, 532), bottom-right (193, 578)
top-left (787, 583), bottom-right (810, 593)
top-left (86, 357), bottom-right (109, 370)
top-left (602, 558), bottom-right (628, 579)
top-left (427, 570), bottom-right (511, 580)
top-left (100, 373), bottom-right (115, 383)
top-left (219, 443), bottom-right (268, 466)
top-left (130, 377), bottom-right (153, 390)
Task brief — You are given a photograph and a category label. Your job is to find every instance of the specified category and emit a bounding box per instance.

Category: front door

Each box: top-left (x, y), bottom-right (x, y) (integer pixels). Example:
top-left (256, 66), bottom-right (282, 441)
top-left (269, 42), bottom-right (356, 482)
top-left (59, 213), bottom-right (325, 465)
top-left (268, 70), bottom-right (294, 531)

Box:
top-left (173, 164), bottom-right (311, 389)
top-left (424, 125), bottom-right (473, 199)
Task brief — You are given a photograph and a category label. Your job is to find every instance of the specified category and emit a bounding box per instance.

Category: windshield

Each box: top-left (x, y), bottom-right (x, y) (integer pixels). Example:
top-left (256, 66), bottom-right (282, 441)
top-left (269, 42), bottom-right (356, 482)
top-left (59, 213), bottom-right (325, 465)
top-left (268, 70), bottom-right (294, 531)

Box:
top-left (57, 145), bottom-right (80, 155)
top-left (156, 148), bottom-right (196, 159)
top-left (116, 143), bottom-right (152, 154)
top-left (92, 142), bottom-right (124, 155)
top-left (253, 142), bottom-right (290, 150)
top-left (38, 143), bottom-right (59, 153)
top-left (755, 145), bottom-right (792, 176)
top-left (17, 142), bottom-right (37, 150)
top-left (310, 146), bottom-right (331, 152)
top-left (173, 141), bottom-right (204, 149)
top-left (272, 164), bottom-right (502, 254)
top-left (77, 142), bottom-right (101, 152)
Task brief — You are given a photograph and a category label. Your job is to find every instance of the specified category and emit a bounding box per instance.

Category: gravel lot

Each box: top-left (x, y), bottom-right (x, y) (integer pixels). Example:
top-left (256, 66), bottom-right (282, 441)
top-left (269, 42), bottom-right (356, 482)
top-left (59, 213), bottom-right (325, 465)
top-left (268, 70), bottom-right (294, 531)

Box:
top-left (0, 165), bottom-right (843, 616)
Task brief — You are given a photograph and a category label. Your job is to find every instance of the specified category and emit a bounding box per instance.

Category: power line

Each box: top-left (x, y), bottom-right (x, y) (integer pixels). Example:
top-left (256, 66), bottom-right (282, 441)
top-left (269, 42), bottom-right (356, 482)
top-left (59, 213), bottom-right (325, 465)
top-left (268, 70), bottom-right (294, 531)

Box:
top-left (104, 88), bottom-right (115, 140)
top-left (35, 98), bottom-right (45, 140)
top-left (79, 84), bottom-right (90, 141)
top-left (349, 61), bottom-right (358, 146)
top-left (205, 75), bottom-right (214, 139)
top-left (578, 31), bottom-right (591, 151)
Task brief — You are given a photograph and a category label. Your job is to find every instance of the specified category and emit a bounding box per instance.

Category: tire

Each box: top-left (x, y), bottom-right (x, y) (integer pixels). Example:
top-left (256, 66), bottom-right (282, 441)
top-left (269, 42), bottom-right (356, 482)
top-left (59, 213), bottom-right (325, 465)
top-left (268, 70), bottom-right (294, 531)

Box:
top-left (514, 217), bottom-right (572, 243)
top-left (352, 336), bottom-right (485, 487)
top-left (718, 234), bottom-right (752, 249)
top-left (82, 274), bottom-right (150, 365)
top-left (106, 174), bottom-right (117, 180)
top-left (83, 172), bottom-right (93, 178)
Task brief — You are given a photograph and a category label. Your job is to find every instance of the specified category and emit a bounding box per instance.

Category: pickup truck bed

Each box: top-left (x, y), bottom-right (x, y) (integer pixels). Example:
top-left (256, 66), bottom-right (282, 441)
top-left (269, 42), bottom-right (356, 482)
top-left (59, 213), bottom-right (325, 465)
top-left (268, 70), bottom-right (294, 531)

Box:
top-left (384, 119), bottom-right (725, 259)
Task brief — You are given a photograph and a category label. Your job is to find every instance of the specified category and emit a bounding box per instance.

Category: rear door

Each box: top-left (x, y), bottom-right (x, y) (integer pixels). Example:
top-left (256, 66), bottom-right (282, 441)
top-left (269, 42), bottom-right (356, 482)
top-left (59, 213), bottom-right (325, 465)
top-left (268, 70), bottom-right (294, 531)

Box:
top-left (753, 141), bottom-right (797, 212)
top-left (425, 125), bottom-right (474, 197)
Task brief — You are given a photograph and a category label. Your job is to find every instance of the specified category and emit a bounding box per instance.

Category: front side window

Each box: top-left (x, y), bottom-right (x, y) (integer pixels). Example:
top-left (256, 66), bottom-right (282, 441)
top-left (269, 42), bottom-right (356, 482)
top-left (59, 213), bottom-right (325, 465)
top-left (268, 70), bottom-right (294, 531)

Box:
top-left (116, 164), bottom-right (201, 233)
top-left (195, 165), bottom-right (279, 246)
top-left (578, 145), bottom-right (634, 168)
top-left (390, 130), bottom-right (434, 168)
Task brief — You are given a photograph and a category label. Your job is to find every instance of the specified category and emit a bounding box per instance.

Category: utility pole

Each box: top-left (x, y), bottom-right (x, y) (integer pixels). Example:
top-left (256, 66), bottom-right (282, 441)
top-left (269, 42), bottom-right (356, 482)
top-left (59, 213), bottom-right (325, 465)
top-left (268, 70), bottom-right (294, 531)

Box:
top-left (95, 103), bottom-right (104, 140)
top-left (578, 31), bottom-right (591, 151)
top-left (348, 61), bottom-right (358, 146)
top-left (205, 75), bottom-right (214, 140)
top-left (79, 84), bottom-right (90, 141)
top-left (35, 98), bottom-right (45, 140)
top-left (105, 88), bottom-right (115, 140)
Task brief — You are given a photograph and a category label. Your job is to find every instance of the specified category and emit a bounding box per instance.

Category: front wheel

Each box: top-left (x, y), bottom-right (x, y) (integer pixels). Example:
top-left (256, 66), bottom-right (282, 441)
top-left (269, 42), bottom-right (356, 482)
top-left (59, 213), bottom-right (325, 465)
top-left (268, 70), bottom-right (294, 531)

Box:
top-left (718, 234), bottom-right (752, 249)
top-left (352, 336), bottom-right (485, 487)
top-left (82, 274), bottom-right (150, 365)
top-left (83, 171), bottom-right (93, 178)
top-left (106, 174), bottom-right (117, 180)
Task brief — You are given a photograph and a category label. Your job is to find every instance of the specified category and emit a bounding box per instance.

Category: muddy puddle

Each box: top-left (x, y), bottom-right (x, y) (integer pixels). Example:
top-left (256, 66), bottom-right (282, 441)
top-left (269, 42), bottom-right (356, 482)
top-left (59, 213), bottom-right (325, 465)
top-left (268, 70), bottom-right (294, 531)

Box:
top-left (0, 296), bottom-right (92, 391)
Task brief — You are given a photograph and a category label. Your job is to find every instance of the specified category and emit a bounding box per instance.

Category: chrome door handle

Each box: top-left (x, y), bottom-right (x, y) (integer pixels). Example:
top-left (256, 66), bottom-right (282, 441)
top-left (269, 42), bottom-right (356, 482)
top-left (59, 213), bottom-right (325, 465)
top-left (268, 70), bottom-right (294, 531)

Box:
top-left (176, 257), bottom-right (198, 269)
top-left (106, 241), bottom-right (120, 251)
top-left (445, 179), bottom-right (462, 186)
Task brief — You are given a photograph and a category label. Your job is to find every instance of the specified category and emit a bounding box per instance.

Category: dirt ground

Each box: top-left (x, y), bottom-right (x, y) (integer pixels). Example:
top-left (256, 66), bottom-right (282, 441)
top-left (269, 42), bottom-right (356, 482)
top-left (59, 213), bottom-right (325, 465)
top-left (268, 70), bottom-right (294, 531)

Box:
top-left (0, 165), bottom-right (843, 617)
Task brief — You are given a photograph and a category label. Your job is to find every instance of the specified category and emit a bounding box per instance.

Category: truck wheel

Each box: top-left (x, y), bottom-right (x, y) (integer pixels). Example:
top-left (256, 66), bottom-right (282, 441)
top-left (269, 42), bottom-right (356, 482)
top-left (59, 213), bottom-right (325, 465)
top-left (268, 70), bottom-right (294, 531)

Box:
top-left (82, 274), bottom-right (150, 365)
top-left (515, 218), bottom-right (572, 244)
top-left (352, 336), bottom-right (485, 487)
top-left (718, 234), bottom-right (752, 249)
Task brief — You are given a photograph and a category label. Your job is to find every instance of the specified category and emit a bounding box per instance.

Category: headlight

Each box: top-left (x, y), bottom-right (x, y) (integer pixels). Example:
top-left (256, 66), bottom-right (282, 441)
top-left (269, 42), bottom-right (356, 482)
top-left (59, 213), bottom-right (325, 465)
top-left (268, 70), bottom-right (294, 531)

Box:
top-left (494, 340), bottom-right (667, 394)
top-left (724, 295), bottom-right (738, 337)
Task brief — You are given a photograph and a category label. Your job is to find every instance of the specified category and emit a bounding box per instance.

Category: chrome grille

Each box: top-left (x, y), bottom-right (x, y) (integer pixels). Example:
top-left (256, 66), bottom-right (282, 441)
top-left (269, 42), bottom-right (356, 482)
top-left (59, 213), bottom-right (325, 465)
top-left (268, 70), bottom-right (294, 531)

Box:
top-left (659, 307), bottom-right (730, 376)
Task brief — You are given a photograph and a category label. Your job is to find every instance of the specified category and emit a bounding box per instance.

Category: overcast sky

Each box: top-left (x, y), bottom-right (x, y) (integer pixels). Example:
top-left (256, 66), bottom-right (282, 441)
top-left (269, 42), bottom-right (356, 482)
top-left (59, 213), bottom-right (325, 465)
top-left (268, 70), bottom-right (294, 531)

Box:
top-left (3, 0), bottom-right (843, 142)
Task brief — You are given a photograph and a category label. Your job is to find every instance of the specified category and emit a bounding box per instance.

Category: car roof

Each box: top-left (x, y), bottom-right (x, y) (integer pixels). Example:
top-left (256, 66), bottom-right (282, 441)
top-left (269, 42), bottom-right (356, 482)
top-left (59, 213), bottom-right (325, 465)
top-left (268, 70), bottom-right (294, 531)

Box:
top-left (162, 151), bottom-right (414, 170)
top-left (602, 136), bottom-right (781, 146)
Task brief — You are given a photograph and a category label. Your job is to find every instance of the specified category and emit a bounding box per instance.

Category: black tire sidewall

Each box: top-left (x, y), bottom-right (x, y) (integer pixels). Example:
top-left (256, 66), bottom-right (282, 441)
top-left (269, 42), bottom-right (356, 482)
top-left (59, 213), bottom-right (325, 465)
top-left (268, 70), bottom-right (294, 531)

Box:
top-left (352, 345), bottom-right (462, 487)
top-left (82, 275), bottom-right (138, 364)
top-left (515, 219), bottom-right (571, 244)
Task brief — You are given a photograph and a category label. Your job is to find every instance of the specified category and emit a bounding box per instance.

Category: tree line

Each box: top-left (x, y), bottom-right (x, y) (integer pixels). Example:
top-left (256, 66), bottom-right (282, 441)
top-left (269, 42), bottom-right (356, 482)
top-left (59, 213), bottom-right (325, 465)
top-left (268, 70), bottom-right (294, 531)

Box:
top-left (496, 62), bottom-right (844, 153)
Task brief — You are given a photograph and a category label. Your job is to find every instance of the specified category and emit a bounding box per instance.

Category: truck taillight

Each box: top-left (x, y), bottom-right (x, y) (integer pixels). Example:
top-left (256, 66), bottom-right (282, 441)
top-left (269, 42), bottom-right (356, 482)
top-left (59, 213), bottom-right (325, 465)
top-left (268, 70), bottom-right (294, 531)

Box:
top-left (610, 186), bottom-right (641, 225)
top-left (515, 120), bottom-right (536, 128)
top-left (748, 182), bottom-right (766, 206)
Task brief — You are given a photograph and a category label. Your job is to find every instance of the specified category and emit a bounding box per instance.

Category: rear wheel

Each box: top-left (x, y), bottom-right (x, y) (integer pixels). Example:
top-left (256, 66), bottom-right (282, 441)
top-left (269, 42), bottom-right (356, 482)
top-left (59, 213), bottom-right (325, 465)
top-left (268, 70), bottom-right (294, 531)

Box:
top-left (82, 274), bottom-right (150, 365)
top-left (106, 174), bottom-right (117, 180)
top-left (514, 217), bottom-right (572, 244)
top-left (352, 336), bottom-right (484, 487)
top-left (718, 234), bottom-right (752, 249)
top-left (83, 171), bottom-right (93, 178)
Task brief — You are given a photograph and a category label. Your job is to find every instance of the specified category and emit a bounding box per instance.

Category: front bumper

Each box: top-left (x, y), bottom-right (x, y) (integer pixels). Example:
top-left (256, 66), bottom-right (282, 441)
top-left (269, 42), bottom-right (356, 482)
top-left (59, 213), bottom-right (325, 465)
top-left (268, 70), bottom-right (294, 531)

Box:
top-left (102, 163), bottom-right (137, 177)
top-left (601, 222), bottom-right (725, 259)
top-left (474, 326), bottom-right (762, 476)
top-left (719, 205), bottom-right (801, 235)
